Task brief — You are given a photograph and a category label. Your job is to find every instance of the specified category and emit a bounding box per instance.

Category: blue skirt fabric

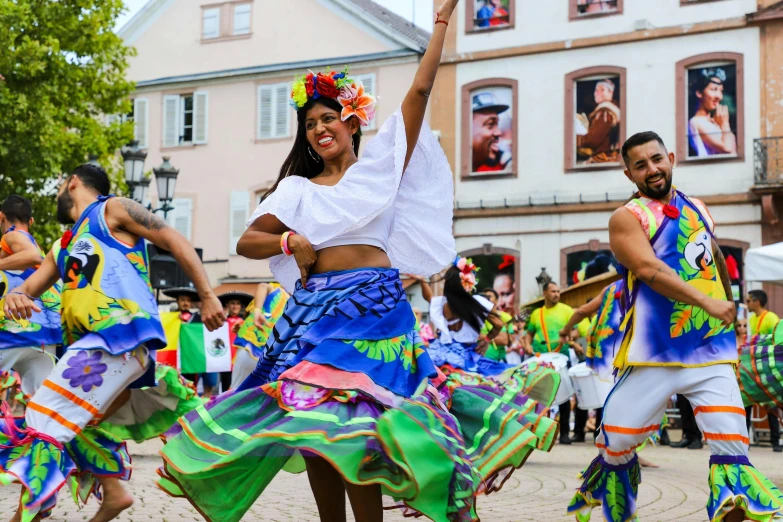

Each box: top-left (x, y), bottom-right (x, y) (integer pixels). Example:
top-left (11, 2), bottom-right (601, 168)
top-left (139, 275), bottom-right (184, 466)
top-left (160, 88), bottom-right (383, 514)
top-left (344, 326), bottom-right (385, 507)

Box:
top-left (428, 338), bottom-right (517, 377)
top-left (238, 268), bottom-right (437, 398)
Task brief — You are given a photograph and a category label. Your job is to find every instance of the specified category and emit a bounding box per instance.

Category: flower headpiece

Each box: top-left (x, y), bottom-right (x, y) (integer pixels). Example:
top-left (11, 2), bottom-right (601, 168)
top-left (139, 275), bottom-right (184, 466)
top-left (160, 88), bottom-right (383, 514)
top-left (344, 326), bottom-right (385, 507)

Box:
top-left (454, 256), bottom-right (479, 293)
top-left (290, 66), bottom-right (377, 127)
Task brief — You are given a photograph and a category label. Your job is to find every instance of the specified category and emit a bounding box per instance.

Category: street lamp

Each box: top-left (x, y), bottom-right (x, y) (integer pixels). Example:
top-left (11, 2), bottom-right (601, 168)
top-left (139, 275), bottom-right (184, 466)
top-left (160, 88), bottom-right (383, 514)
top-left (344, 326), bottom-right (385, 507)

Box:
top-left (153, 156), bottom-right (179, 219)
top-left (121, 140), bottom-right (147, 189)
top-left (132, 176), bottom-right (151, 204)
top-left (535, 267), bottom-right (552, 296)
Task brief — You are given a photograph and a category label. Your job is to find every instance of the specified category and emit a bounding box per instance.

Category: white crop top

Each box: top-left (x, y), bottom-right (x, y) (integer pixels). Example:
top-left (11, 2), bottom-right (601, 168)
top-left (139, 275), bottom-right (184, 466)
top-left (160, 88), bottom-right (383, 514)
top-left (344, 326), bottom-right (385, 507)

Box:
top-left (314, 204), bottom-right (393, 252)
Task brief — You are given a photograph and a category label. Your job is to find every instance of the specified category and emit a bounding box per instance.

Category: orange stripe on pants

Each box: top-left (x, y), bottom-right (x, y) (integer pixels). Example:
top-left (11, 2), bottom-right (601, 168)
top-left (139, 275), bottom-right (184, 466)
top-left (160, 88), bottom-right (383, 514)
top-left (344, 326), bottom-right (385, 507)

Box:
top-left (602, 423), bottom-right (661, 435)
top-left (43, 380), bottom-right (102, 417)
top-left (26, 402), bottom-right (82, 435)
top-left (703, 432), bottom-right (750, 445)
top-left (694, 406), bottom-right (746, 416)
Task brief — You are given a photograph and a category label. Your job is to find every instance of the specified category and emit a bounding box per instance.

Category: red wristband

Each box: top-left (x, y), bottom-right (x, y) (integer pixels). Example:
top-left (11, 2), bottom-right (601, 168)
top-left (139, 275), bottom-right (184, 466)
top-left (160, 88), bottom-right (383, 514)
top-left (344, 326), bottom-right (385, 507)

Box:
top-left (435, 14), bottom-right (448, 26)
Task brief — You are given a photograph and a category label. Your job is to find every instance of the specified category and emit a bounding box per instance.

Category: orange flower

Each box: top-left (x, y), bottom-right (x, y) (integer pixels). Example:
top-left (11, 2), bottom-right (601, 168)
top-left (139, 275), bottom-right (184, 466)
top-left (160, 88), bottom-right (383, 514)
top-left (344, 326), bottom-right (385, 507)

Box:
top-left (338, 82), bottom-right (376, 127)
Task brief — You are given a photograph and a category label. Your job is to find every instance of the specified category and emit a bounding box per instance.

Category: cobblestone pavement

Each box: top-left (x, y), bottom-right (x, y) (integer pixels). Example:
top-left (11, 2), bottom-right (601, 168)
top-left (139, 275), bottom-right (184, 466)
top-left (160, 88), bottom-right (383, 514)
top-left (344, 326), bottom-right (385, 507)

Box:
top-left (3, 433), bottom-right (782, 521)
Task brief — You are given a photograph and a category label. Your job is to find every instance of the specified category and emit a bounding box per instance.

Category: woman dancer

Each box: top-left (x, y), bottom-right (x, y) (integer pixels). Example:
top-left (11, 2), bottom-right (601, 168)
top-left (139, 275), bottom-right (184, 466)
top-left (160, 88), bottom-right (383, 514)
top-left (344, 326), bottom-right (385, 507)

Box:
top-left (159, 2), bottom-right (551, 520)
top-left (415, 263), bottom-right (561, 452)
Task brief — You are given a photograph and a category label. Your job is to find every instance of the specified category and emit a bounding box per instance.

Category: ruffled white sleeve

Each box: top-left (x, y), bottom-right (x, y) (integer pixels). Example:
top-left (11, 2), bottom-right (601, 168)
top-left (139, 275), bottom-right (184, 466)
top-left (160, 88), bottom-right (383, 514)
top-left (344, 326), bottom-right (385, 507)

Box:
top-left (246, 107), bottom-right (456, 292)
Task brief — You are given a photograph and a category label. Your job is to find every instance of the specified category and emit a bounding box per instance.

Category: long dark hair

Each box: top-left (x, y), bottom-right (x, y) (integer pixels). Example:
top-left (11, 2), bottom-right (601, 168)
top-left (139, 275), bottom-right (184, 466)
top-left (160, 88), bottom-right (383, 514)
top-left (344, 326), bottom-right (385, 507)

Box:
top-left (443, 266), bottom-right (492, 333)
top-left (262, 97), bottom-right (362, 202)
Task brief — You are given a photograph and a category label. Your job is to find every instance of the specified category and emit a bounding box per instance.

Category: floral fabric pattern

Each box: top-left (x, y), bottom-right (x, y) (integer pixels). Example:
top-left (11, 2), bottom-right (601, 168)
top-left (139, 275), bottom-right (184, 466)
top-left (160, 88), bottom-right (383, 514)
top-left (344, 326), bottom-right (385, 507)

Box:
top-left (62, 350), bottom-right (107, 392)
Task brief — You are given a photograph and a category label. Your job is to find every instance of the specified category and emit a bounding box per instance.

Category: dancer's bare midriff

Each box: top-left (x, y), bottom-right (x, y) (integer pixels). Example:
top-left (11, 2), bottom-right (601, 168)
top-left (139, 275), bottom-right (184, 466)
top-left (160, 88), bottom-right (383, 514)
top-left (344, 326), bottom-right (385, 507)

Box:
top-left (310, 245), bottom-right (392, 275)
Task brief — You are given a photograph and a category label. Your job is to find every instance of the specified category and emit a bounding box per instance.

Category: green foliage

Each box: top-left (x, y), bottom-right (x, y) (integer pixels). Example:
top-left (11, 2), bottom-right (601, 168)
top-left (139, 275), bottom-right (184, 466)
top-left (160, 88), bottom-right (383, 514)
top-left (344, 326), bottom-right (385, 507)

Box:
top-left (0, 0), bottom-right (135, 247)
top-left (72, 431), bottom-right (121, 473)
top-left (606, 473), bottom-right (626, 522)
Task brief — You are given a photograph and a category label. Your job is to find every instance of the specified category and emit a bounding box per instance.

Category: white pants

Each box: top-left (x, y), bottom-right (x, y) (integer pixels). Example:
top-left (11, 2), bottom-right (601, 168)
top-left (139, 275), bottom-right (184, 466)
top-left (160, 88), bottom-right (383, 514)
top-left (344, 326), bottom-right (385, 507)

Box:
top-left (25, 348), bottom-right (148, 444)
top-left (599, 364), bottom-right (748, 464)
top-left (0, 346), bottom-right (57, 399)
top-left (230, 348), bottom-right (258, 390)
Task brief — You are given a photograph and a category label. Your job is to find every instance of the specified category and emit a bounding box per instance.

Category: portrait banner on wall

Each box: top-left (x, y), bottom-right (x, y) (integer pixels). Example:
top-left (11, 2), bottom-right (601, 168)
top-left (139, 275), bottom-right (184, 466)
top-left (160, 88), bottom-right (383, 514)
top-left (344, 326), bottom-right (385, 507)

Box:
top-left (566, 250), bottom-right (617, 287)
top-left (686, 63), bottom-right (738, 158)
top-left (473, 0), bottom-right (511, 29)
top-left (575, 0), bottom-right (619, 16)
top-left (471, 254), bottom-right (517, 314)
top-left (470, 86), bottom-right (514, 175)
top-left (574, 75), bottom-right (622, 166)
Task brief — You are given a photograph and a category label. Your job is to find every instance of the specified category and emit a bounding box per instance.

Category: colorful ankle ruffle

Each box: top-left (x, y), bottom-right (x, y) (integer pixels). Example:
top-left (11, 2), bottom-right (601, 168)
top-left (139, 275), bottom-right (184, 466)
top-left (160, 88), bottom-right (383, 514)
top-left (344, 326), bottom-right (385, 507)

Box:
top-left (707, 456), bottom-right (783, 521)
top-left (64, 425), bottom-right (132, 506)
top-left (98, 364), bottom-right (201, 443)
top-left (568, 455), bottom-right (640, 522)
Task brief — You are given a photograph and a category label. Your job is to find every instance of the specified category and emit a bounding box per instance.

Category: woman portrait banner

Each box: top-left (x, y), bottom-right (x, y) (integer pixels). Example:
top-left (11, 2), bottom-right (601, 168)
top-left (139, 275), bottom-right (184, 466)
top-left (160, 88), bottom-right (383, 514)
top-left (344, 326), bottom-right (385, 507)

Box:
top-left (687, 64), bottom-right (738, 158)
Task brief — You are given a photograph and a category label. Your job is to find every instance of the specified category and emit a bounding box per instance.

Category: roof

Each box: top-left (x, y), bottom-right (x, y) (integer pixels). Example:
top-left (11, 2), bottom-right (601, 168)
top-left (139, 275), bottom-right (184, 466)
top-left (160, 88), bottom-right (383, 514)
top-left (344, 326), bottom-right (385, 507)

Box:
top-left (339, 0), bottom-right (431, 51)
top-left (119, 0), bottom-right (430, 53)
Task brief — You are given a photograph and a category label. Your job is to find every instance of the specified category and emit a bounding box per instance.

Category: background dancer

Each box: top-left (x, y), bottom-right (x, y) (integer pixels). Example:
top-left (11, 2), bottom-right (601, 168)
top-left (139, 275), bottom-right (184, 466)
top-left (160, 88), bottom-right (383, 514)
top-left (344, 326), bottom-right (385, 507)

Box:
top-left (748, 289), bottom-right (780, 337)
top-left (1, 163), bottom-right (225, 522)
top-left (0, 195), bottom-right (62, 401)
top-left (217, 291), bottom-right (252, 392)
top-left (568, 131), bottom-right (783, 522)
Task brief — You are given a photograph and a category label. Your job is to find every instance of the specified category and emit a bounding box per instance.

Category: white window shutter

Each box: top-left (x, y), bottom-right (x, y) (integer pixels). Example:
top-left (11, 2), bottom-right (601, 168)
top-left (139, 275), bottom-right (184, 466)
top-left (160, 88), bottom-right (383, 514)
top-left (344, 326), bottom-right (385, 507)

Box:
top-left (356, 73), bottom-right (376, 130)
top-left (274, 83), bottom-right (290, 138)
top-left (193, 91), bottom-right (209, 145)
top-left (133, 98), bottom-right (149, 148)
top-left (167, 198), bottom-right (193, 241)
top-left (162, 95), bottom-right (180, 148)
top-left (229, 191), bottom-right (250, 255)
top-left (202, 7), bottom-right (220, 39)
top-left (233, 3), bottom-right (251, 35)
top-left (258, 85), bottom-right (273, 140)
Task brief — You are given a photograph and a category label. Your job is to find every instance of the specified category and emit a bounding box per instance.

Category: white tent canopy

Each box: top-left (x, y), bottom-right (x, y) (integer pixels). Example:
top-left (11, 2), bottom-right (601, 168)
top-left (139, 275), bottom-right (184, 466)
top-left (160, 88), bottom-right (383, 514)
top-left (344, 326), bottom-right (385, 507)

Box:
top-left (744, 242), bottom-right (783, 285)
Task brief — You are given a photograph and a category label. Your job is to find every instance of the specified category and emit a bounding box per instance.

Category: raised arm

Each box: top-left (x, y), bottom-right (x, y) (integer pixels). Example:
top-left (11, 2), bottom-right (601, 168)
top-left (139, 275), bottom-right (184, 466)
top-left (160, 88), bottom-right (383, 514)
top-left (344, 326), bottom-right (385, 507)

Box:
top-left (408, 274), bottom-right (434, 303)
top-left (401, 0), bottom-right (459, 171)
top-left (4, 250), bottom-right (61, 319)
top-left (609, 207), bottom-right (734, 325)
top-left (559, 288), bottom-right (606, 344)
top-left (107, 198), bottom-right (226, 330)
top-left (0, 232), bottom-right (44, 271)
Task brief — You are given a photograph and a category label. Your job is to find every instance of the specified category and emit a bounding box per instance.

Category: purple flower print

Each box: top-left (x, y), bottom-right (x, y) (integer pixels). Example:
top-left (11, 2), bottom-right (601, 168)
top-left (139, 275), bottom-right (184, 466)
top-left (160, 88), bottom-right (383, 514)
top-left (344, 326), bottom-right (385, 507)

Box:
top-left (62, 351), bottom-right (108, 392)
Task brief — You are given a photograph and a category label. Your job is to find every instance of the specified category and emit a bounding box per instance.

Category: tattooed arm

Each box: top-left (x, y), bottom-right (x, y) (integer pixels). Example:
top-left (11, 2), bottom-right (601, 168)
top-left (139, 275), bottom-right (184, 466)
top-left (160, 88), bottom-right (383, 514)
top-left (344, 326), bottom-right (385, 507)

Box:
top-left (609, 207), bottom-right (735, 325)
top-left (106, 198), bottom-right (226, 331)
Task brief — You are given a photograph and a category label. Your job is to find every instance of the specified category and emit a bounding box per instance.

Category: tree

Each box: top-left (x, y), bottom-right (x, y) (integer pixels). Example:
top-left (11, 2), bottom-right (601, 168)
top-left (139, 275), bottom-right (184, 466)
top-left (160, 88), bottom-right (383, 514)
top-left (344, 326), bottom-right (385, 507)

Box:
top-left (0, 0), bottom-right (135, 248)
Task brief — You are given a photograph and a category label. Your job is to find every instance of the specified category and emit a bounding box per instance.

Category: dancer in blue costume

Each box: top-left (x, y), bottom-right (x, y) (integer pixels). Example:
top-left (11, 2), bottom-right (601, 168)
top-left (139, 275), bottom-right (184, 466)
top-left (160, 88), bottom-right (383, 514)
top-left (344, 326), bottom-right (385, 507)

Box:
top-left (1, 164), bottom-right (225, 522)
top-left (0, 195), bottom-right (61, 401)
top-left (568, 132), bottom-right (783, 522)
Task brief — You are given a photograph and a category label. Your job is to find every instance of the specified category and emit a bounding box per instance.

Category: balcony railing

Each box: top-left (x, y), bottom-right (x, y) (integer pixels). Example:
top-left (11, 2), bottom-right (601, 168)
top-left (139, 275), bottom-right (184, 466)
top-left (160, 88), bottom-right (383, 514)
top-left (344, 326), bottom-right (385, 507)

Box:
top-left (754, 137), bottom-right (783, 186)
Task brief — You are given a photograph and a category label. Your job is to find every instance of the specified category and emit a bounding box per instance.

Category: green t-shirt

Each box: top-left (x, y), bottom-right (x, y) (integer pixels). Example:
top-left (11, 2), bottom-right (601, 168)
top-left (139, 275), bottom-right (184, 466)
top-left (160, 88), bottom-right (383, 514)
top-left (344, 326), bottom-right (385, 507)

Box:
top-left (526, 302), bottom-right (574, 354)
top-left (749, 311), bottom-right (780, 337)
top-left (483, 311), bottom-right (513, 362)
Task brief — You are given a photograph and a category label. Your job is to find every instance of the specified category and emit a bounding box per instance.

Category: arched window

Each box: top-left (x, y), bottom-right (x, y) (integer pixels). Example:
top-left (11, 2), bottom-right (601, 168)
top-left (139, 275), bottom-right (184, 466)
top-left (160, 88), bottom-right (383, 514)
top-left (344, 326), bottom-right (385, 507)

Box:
top-left (564, 66), bottom-right (627, 171)
top-left (676, 52), bottom-right (744, 163)
top-left (560, 240), bottom-right (615, 286)
top-left (459, 245), bottom-right (520, 314)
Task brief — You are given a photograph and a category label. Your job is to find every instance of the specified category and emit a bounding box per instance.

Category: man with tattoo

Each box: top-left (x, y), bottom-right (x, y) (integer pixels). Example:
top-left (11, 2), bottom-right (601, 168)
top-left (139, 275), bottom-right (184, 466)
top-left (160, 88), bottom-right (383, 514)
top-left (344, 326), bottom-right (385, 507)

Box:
top-left (568, 133), bottom-right (783, 522)
top-left (0, 164), bottom-right (225, 522)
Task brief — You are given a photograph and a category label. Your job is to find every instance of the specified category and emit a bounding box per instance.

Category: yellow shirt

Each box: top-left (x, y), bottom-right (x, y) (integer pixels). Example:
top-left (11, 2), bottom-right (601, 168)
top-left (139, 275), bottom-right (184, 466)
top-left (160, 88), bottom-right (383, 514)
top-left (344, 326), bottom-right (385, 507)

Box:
top-left (749, 311), bottom-right (780, 337)
top-left (527, 302), bottom-right (574, 354)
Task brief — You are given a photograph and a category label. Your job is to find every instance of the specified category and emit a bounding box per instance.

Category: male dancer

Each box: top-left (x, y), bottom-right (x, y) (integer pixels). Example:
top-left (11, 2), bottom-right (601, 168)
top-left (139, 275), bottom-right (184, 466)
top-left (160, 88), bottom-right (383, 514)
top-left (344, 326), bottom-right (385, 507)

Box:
top-left (1, 164), bottom-right (225, 522)
top-left (0, 195), bottom-right (61, 399)
top-left (568, 132), bottom-right (783, 522)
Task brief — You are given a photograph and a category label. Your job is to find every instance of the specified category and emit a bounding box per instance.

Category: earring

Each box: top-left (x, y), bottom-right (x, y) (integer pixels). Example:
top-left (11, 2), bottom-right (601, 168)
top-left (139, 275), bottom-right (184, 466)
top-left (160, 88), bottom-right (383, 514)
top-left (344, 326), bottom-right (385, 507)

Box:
top-left (308, 146), bottom-right (321, 162)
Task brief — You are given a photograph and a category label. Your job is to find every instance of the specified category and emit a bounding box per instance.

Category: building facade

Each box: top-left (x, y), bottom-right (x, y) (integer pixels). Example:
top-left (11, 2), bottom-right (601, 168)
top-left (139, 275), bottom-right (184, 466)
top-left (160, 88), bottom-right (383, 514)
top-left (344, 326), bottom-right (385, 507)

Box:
top-left (432, 0), bottom-right (783, 310)
top-left (119, 0), bottom-right (430, 293)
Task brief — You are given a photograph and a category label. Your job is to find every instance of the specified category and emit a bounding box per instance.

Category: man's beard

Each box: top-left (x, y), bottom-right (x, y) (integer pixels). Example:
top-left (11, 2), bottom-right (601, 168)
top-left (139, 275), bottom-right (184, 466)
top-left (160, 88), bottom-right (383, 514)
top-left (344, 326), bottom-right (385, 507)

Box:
top-left (56, 191), bottom-right (75, 224)
top-left (637, 170), bottom-right (673, 200)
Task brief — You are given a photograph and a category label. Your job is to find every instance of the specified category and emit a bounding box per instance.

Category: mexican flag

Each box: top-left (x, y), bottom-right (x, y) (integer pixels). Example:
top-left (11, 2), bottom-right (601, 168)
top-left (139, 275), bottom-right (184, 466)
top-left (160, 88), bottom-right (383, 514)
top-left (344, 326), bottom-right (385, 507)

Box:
top-left (158, 312), bottom-right (232, 373)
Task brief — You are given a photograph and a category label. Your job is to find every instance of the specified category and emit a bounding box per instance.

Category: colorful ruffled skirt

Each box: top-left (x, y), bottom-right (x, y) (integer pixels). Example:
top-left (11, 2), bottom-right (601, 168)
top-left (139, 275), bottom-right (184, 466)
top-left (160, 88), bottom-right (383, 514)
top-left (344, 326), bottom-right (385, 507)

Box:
top-left (0, 362), bottom-right (200, 521)
top-left (738, 336), bottom-right (783, 408)
top-left (158, 268), bottom-right (550, 522)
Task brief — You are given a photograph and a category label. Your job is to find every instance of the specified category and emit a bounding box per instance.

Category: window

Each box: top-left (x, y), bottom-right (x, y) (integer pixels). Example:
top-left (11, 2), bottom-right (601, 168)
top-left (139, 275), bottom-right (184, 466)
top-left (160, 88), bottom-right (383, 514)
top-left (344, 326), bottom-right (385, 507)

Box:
top-left (257, 82), bottom-right (291, 140)
top-left (355, 73), bottom-right (377, 131)
top-left (560, 242), bottom-right (615, 287)
top-left (202, 7), bottom-right (220, 39)
top-left (233, 3), bottom-right (251, 35)
top-left (569, 0), bottom-right (623, 20)
top-left (167, 198), bottom-right (193, 241)
top-left (681, 0), bottom-right (726, 5)
top-left (162, 91), bottom-right (209, 147)
top-left (564, 66), bottom-right (626, 171)
top-left (676, 53), bottom-right (744, 162)
top-left (229, 191), bottom-right (250, 255)
top-left (466, 0), bottom-right (514, 33)
top-left (133, 98), bottom-right (149, 149)
top-left (460, 78), bottom-right (518, 180)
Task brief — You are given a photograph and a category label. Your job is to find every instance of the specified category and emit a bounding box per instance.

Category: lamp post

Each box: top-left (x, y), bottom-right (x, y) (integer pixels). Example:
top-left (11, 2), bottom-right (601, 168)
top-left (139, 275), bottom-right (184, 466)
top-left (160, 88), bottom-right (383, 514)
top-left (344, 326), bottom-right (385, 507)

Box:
top-left (153, 156), bottom-right (179, 219)
top-left (535, 267), bottom-right (552, 296)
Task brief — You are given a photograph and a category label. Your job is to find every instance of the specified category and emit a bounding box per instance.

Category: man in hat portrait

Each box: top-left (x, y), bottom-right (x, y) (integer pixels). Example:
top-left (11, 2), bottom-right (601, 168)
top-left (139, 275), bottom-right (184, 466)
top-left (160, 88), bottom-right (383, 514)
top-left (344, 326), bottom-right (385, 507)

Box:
top-left (471, 89), bottom-right (513, 173)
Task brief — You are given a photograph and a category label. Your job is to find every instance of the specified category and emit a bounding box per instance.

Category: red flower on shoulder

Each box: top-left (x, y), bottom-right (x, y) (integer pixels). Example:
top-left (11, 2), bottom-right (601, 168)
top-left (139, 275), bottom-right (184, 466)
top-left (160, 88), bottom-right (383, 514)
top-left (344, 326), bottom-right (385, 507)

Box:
top-left (61, 230), bottom-right (73, 249)
top-left (662, 205), bottom-right (680, 219)
top-left (614, 291), bottom-right (622, 299)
